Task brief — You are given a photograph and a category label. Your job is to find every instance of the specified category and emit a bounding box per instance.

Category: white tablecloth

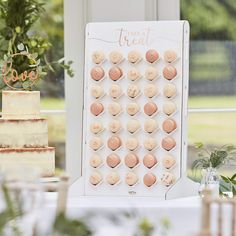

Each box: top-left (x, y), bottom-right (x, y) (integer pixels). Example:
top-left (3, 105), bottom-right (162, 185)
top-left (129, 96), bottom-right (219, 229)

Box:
top-left (44, 180), bottom-right (202, 236)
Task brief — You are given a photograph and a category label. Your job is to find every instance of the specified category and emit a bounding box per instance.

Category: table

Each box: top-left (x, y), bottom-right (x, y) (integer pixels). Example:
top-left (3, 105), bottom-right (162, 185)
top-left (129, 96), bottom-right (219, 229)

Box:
top-left (45, 179), bottom-right (202, 236)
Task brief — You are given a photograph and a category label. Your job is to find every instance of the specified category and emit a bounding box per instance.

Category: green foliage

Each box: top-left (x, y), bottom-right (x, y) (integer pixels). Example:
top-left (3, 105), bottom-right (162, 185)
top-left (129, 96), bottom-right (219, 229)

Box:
top-left (220, 173), bottom-right (236, 197)
top-left (138, 218), bottom-right (154, 236)
top-left (53, 213), bottom-right (92, 236)
top-left (181, 0), bottom-right (236, 40)
top-left (192, 143), bottom-right (236, 170)
top-left (0, 0), bottom-right (73, 91)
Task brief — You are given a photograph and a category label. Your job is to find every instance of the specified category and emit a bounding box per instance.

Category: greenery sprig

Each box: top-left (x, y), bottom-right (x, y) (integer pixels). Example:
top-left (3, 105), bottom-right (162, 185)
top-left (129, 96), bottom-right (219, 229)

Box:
top-left (192, 143), bottom-right (236, 170)
top-left (0, 0), bottom-right (73, 91)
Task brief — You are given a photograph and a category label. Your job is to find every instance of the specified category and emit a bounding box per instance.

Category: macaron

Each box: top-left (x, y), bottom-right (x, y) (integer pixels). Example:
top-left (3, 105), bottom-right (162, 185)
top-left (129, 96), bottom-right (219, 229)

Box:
top-left (89, 172), bottom-right (102, 185)
top-left (90, 122), bottom-right (104, 134)
top-left (127, 68), bottom-right (141, 81)
top-left (126, 103), bottom-right (140, 116)
top-left (106, 153), bottom-right (121, 168)
top-left (126, 138), bottom-right (139, 151)
top-left (109, 51), bottom-right (123, 64)
top-left (107, 136), bottom-right (122, 151)
top-left (128, 50), bottom-right (142, 64)
top-left (164, 50), bottom-right (177, 63)
top-left (161, 172), bottom-right (175, 186)
top-left (125, 153), bottom-right (139, 168)
top-left (108, 102), bottom-right (122, 116)
top-left (90, 102), bottom-right (104, 116)
top-left (127, 84), bottom-right (140, 98)
top-left (125, 172), bottom-right (139, 186)
top-left (144, 138), bottom-right (157, 151)
top-left (92, 51), bottom-right (105, 64)
top-left (162, 119), bottom-right (177, 133)
top-left (109, 84), bottom-right (122, 99)
top-left (90, 66), bottom-right (105, 81)
top-left (89, 137), bottom-right (103, 151)
top-left (163, 65), bottom-right (177, 80)
top-left (109, 66), bottom-right (123, 81)
top-left (144, 84), bottom-right (158, 98)
top-left (109, 120), bottom-right (121, 133)
top-left (91, 85), bottom-right (104, 99)
top-left (126, 119), bottom-right (140, 134)
top-left (163, 83), bottom-right (177, 98)
top-left (90, 155), bottom-right (103, 168)
top-left (145, 67), bottom-right (158, 81)
top-left (106, 172), bottom-right (120, 185)
top-left (144, 102), bottom-right (158, 116)
top-left (145, 49), bottom-right (159, 63)
top-left (162, 155), bottom-right (176, 169)
top-left (143, 154), bottom-right (157, 169)
top-left (143, 173), bottom-right (157, 187)
top-left (161, 136), bottom-right (176, 151)
top-left (163, 101), bottom-right (176, 116)
top-left (144, 119), bottom-right (158, 133)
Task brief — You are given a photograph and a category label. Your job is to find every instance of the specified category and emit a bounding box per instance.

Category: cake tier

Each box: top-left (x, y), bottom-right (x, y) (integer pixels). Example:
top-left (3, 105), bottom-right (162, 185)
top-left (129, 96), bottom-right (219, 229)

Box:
top-left (0, 119), bottom-right (48, 148)
top-left (2, 91), bottom-right (40, 119)
top-left (0, 147), bottom-right (55, 177)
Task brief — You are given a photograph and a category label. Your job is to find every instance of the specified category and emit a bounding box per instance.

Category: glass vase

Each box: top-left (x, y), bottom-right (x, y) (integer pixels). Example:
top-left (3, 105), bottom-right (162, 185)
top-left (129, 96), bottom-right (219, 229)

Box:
top-left (199, 167), bottom-right (220, 197)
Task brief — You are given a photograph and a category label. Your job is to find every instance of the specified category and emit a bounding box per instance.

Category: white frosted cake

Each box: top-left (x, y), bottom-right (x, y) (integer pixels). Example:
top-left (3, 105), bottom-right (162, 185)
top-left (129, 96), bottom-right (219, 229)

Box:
top-left (0, 91), bottom-right (55, 177)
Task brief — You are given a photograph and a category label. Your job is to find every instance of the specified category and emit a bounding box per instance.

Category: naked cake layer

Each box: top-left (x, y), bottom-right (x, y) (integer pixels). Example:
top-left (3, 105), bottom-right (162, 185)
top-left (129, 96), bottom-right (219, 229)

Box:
top-left (0, 119), bottom-right (48, 148)
top-left (0, 147), bottom-right (55, 177)
top-left (2, 91), bottom-right (40, 119)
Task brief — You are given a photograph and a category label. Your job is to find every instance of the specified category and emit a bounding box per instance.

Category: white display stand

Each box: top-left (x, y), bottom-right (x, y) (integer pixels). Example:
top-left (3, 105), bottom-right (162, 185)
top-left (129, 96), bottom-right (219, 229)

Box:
top-left (75, 20), bottom-right (199, 199)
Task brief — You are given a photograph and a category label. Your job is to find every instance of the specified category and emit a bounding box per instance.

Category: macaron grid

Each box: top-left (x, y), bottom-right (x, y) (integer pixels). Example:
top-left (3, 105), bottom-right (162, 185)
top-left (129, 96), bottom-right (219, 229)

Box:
top-left (83, 21), bottom-right (189, 197)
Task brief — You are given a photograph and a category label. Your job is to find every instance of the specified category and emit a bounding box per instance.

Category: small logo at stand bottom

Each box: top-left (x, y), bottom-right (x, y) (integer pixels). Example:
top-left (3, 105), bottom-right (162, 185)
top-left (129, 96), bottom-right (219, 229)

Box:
top-left (128, 191), bottom-right (136, 195)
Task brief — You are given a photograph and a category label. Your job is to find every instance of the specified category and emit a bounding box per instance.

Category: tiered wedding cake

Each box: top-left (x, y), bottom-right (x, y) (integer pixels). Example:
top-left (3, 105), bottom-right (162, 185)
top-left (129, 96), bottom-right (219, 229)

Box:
top-left (0, 90), bottom-right (55, 177)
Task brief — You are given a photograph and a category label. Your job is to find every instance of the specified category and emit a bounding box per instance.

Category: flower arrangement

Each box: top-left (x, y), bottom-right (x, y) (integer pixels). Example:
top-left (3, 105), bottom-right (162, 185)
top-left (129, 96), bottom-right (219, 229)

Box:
top-left (0, 0), bottom-right (73, 91)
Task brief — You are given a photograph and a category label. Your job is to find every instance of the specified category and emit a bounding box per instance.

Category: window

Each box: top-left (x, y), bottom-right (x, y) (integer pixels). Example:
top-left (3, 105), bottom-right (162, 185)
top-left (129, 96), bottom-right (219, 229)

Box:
top-left (181, 0), bottom-right (236, 176)
top-left (38, 0), bottom-right (65, 171)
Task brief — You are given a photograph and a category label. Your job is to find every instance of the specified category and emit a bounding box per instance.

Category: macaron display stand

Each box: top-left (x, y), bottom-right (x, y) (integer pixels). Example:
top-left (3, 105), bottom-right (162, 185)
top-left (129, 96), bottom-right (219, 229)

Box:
top-left (77, 21), bottom-right (199, 200)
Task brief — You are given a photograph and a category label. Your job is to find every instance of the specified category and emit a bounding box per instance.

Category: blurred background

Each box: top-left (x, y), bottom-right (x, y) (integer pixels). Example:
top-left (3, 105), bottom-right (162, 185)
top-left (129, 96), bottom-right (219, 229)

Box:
top-left (7, 0), bottom-right (235, 176)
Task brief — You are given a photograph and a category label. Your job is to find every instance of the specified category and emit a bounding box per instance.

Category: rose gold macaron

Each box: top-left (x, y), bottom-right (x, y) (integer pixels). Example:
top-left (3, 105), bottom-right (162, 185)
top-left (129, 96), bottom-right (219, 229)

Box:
top-left (90, 102), bottom-right (104, 116)
top-left (109, 66), bottom-right (123, 81)
top-left (162, 119), bottom-right (177, 133)
top-left (106, 153), bottom-right (121, 168)
top-left (143, 154), bottom-right (157, 169)
top-left (163, 65), bottom-right (177, 80)
top-left (125, 153), bottom-right (139, 168)
top-left (90, 66), bottom-right (105, 81)
top-left (161, 136), bottom-right (176, 151)
top-left (144, 102), bottom-right (158, 116)
top-left (145, 49), bottom-right (159, 63)
top-left (107, 136), bottom-right (122, 151)
top-left (143, 173), bottom-right (157, 187)
top-left (164, 50), bottom-right (177, 63)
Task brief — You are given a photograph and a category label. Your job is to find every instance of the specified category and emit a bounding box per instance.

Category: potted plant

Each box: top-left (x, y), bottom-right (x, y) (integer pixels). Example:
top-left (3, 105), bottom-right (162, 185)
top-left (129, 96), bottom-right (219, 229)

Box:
top-left (192, 142), bottom-right (236, 196)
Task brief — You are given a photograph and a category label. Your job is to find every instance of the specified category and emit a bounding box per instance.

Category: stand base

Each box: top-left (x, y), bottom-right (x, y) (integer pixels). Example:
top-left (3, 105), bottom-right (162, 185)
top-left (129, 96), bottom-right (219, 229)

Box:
top-left (69, 174), bottom-right (200, 200)
top-left (166, 174), bottom-right (200, 200)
